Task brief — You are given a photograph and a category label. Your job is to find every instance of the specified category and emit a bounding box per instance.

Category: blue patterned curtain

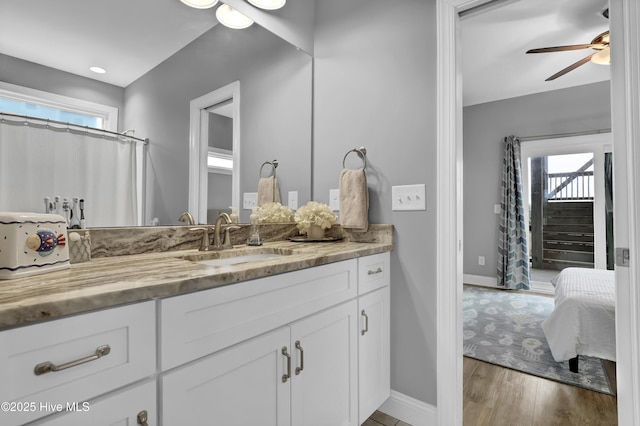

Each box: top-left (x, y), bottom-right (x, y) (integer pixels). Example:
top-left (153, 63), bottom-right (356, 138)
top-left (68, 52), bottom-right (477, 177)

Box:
top-left (497, 135), bottom-right (530, 290)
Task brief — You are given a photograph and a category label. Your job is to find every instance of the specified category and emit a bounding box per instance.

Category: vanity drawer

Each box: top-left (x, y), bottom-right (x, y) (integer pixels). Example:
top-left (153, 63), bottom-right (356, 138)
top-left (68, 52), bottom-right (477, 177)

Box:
top-left (159, 259), bottom-right (357, 370)
top-left (358, 252), bottom-right (390, 295)
top-left (0, 301), bottom-right (156, 426)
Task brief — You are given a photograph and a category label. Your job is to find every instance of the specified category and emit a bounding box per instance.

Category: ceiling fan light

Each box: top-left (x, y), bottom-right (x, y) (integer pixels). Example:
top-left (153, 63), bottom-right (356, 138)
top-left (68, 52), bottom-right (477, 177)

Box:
top-left (216, 4), bottom-right (254, 29)
top-left (247, 0), bottom-right (286, 10)
top-left (591, 46), bottom-right (610, 65)
top-left (180, 0), bottom-right (218, 9)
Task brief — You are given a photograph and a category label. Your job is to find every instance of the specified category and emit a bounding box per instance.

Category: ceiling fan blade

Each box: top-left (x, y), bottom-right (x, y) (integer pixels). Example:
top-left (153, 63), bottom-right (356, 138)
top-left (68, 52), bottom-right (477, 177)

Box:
top-left (527, 44), bottom-right (605, 54)
top-left (545, 53), bottom-right (596, 81)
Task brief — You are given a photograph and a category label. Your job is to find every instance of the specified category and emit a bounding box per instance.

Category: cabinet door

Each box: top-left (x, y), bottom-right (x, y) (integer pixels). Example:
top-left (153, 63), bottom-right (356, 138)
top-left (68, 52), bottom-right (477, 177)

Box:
top-left (290, 300), bottom-right (358, 426)
top-left (31, 379), bottom-right (156, 426)
top-left (358, 287), bottom-right (390, 423)
top-left (161, 327), bottom-right (291, 426)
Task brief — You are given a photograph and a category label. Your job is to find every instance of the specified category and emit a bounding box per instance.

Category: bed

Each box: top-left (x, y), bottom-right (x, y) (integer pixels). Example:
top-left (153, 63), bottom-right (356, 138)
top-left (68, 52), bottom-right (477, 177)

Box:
top-left (541, 267), bottom-right (616, 372)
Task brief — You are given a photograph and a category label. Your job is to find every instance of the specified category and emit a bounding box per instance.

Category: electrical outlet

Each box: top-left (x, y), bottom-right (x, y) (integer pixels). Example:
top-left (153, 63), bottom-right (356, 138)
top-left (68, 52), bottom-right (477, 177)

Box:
top-left (243, 192), bottom-right (258, 210)
top-left (392, 184), bottom-right (426, 211)
top-left (478, 256), bottom-right (485, 266)
top-left (329, 189), bottom-right (340, 211)
top-left (288, 191), bottom-right (298, 210)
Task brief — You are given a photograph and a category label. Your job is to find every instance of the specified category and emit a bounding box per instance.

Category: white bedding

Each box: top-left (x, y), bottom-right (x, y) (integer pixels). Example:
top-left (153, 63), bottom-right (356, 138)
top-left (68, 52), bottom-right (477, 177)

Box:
top-left (541, 267), bottom-right (616, 362)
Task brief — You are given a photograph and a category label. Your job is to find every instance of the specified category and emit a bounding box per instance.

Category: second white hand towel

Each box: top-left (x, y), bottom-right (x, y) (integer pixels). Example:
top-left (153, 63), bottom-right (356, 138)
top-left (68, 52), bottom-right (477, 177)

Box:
top-left (339, 168), bottom-right (368, 231)
top-left (257, 175), bottom-right (281, 206)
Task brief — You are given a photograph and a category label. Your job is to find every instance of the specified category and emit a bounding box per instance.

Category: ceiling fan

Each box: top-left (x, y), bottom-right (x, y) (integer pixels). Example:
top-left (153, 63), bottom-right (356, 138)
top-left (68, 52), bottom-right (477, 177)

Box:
top-left (526, 8), bottom-right (610, 81)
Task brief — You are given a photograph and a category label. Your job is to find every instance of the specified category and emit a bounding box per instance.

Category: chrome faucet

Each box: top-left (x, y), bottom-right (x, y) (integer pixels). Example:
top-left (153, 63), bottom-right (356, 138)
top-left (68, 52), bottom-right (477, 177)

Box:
top-left (179, 211), bottom-right (195, 225)
top-left (212, 212), bottom-right (236, 250)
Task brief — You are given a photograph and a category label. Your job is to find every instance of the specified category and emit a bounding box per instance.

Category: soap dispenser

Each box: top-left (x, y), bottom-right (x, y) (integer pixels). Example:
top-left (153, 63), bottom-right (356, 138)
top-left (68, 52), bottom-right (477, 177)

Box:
top-left (246, 207), bottom-right (262, 246)
top-left (229, 206), bottom-right (239, 224)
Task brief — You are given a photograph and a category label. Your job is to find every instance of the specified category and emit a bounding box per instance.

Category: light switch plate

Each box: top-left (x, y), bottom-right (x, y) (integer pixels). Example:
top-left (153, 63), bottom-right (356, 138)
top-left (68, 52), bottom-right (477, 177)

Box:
top-left (494, 204), bottom-right (501, 214)
top-left (392, 184), bottom-right (426, 211)
top-left (243, 192), bottom-right (258, 210)
top-left (288, 191), bottom-right (298, 210)
top-left (329, 189), bottom-right (340, 211)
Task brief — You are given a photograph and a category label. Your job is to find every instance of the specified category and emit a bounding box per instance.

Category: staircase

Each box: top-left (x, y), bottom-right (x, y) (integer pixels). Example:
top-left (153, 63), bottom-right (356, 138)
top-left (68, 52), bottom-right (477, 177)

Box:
top-left (541, 201), bottom-right (594, 270)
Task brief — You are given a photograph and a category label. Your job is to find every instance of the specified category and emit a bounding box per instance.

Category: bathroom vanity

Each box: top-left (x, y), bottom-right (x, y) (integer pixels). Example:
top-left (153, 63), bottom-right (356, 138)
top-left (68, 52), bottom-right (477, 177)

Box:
top-left (0, 234), bottom-right (392, 426)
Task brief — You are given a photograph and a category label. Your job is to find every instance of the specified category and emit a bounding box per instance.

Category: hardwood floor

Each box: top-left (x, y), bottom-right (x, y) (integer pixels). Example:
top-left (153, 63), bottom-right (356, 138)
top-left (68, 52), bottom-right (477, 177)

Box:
top-left (464, 357), bottom-right (618, 425)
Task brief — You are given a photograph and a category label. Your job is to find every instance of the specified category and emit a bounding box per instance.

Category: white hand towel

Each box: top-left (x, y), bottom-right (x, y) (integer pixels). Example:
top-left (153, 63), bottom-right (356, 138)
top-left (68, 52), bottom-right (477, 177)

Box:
top-left (339, 168), bottom-right (368, 231)
top-left (257, 176), bottom-right (281, 206)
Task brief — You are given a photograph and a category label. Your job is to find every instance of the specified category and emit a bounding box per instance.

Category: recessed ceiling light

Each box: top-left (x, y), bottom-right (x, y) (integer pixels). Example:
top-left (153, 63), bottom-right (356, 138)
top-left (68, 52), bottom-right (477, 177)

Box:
top-left (180, 0), bottom-right (218, 9)
top-left (89, 66), bottom-right (107, 74)
top-left (216, 4), bottom-right (253, 29)
top-left (247, 0), bottom-right (285, 10)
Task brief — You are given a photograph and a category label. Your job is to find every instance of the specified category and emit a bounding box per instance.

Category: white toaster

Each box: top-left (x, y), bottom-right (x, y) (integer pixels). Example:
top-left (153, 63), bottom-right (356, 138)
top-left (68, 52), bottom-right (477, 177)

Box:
top-left (0, 212), bottom-right (70, 280)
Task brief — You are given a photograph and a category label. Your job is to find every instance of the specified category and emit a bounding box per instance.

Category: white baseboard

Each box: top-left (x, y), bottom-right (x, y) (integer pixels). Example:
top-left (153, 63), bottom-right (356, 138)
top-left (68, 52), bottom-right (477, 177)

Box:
top-left (379, 390), bottom-right (436, 426)
top-left (464, 274), bottom-right (555, 296)
top-left (463, 273), bottom-right (497, 288)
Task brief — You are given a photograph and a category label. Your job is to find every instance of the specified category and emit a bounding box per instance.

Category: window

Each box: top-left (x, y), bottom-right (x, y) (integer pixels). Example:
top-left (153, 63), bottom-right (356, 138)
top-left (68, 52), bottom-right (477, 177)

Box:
top-left (0, 81), bottom-right (118, 131)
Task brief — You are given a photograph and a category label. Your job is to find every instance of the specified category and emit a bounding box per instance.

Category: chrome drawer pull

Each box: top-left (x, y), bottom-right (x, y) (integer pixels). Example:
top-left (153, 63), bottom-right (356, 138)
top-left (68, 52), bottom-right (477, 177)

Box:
top-left (295, 340), bottom-right (304, 375)
top-left (367, 267), bottom-right (383, 275)
top-left (282, 346), bottom-right (291, 383)
top-left (34, 345), bottom-right (111, 376)
top-left (361, 310), bottom-right (369, 335)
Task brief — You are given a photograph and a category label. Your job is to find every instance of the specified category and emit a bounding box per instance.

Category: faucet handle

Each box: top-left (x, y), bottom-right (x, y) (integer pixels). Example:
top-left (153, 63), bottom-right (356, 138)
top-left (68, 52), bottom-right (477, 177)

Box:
top-left (222, 225), bottom-right (242, 249)
top-left (189, 227), bottom-right (211, 251)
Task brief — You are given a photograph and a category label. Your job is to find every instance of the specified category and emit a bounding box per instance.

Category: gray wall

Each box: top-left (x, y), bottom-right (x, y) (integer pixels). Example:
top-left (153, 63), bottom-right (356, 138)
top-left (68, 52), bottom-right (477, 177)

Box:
top-left (124, 23), bottom-right (312, 225)
top-left (0, 54), bottom-right (125, 129)
top-left (314, 0), bottom-right (437, 404)
top-left (463, 81), bottom-right (611, 278)
top-left (209, 114), bottom-right (232, 151)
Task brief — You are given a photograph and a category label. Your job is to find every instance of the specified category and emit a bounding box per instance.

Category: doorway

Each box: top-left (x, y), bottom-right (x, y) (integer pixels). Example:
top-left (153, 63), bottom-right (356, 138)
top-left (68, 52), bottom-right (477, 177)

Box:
top-left (436, 1), bottom-right (640, 425)
top-left (521, 135), bottom-right (613, 289)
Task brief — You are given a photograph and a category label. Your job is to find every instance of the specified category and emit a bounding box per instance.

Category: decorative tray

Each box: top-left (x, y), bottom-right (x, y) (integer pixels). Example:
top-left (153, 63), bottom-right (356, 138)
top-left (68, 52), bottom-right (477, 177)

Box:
top-left (289, 236), bottom-right (343, 243)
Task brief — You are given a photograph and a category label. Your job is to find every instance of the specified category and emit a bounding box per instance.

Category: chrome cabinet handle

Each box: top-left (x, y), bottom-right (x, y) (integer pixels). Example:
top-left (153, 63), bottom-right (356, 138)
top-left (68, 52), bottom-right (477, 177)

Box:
top-left (282, 346), bottom-right (291, 383)
top-left (137, 410), bottom-right (148, 426)
top-left (367, 267), bottom-right (383, 275)
top-left (361, 310), bottom-right (369, 336)
top-left (295, 340), bottom-right (304, 375)
top-left (34, 345), bottom-right (111, 376)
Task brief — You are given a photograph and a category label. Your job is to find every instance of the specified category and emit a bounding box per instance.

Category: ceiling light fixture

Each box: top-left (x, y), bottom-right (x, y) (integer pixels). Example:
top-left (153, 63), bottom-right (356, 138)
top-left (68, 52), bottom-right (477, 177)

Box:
top-left (180, 0), bottom-right (218, 9)
top-left (247, 0), bottom-right (286, 10)
top-left (591, 46), bottom-right (610, 65)
top-left (89, 66), bottom-right (107, 74)
top-left (216, 4), bottom-right (253, 29)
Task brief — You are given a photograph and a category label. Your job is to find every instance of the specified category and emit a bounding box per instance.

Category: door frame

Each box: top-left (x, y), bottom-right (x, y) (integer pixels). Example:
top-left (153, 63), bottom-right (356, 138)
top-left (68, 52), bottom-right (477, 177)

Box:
top-left (520, 135), bottom-right (611, 271)
top-left (435, 0), bottom-right (640, 425)
top-left (188, 81), bottom-right (241, 224)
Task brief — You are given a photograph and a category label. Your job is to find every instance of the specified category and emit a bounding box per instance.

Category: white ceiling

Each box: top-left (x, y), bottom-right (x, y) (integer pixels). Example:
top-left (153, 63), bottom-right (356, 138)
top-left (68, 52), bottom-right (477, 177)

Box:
top-left (461, 0), bottom-right (610, 106)
top-left (0, 0), bottom-right (219, 87)
top-left (1, 0), bottom-right (611, 101)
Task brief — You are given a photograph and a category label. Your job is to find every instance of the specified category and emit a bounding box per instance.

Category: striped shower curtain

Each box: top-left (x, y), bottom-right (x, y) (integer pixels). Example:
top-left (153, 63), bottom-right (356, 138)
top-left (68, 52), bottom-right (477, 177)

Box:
top-left (497, 135), bottom-right (530, 290)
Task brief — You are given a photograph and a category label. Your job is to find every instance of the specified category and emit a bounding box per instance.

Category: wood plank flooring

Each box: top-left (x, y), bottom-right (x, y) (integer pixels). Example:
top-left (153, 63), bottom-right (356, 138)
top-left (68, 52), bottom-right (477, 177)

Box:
top-left (464, 357), bottom-right (618, 425)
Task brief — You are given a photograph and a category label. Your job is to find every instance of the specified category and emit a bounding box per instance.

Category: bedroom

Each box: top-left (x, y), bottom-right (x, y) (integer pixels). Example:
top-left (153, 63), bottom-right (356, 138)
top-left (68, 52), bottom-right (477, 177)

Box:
top-left (460, 0), bottom-right (618, 423)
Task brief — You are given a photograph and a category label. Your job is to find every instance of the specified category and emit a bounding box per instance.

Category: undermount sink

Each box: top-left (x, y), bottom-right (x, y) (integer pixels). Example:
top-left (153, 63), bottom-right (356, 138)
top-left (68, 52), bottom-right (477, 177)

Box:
top-left (176, 247), bottom-right (296, 268)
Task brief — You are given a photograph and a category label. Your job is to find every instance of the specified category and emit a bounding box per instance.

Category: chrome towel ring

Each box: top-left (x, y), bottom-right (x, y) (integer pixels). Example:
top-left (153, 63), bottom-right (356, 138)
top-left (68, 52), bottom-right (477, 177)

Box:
top-left (342, 147), bottom-right (367, 169)
top-left (260, 159), bottom-right (278, 178)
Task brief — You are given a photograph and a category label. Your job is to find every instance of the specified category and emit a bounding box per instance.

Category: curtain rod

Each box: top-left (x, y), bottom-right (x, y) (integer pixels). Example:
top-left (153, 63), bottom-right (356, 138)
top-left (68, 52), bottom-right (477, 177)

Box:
top-left (0, 111), bottom-right (149, 144)
top-left (519, 128), bottom-right (611, 142)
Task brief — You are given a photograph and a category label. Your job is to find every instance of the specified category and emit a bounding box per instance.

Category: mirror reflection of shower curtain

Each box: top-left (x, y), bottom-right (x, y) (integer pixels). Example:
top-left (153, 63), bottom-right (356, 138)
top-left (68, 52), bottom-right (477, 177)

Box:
top-left (605, 152), bottom-right (614, 270)
top-left (0, 120), bottom-right (138, 227)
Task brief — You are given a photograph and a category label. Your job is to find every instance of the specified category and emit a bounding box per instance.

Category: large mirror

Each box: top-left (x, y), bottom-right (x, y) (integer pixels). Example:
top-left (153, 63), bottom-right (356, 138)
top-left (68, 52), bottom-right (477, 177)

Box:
top-left (0, 5), bottom-right (313, 227)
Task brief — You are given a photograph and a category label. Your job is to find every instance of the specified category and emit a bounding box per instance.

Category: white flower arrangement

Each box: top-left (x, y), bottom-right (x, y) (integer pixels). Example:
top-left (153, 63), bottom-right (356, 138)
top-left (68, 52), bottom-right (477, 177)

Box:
top-left (294, 201), bottom-right (337, 233)
top-left (257, 202), bottom-right (294, 223)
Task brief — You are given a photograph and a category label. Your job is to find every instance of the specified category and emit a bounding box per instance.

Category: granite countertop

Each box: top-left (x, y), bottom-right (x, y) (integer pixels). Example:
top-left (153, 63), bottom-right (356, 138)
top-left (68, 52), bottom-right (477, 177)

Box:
top-left (0, 239), bottom-right (393, 330)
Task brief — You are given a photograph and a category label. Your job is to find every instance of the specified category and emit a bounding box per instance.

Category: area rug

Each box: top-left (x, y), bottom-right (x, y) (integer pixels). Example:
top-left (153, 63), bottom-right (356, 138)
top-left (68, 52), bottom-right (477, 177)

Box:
top-left (463, 284), bottom-right (613, 395)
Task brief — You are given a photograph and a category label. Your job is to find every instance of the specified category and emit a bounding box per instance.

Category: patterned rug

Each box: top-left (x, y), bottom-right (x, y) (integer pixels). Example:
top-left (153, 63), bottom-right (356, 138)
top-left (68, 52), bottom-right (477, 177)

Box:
top-left (463, 284), bottom-right (613, 395)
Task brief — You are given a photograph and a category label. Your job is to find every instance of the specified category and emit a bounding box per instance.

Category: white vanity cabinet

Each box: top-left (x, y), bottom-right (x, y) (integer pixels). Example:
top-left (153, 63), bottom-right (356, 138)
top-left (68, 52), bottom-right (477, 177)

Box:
top-left (0, 301), bottom-right (156, 426)
top-left (357, 252), bottom-right (391, 423)
top-left (162, 300), bottom-right (358, 426)
top-left (31, 379), bottom-right (156, 426)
